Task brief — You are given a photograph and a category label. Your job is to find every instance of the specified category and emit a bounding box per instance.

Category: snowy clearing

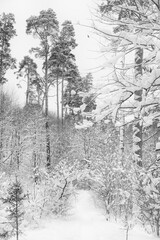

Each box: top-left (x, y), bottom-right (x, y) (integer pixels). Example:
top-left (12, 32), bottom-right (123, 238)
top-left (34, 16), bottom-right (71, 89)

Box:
top-left (19, 191), bottom-right (156, 240)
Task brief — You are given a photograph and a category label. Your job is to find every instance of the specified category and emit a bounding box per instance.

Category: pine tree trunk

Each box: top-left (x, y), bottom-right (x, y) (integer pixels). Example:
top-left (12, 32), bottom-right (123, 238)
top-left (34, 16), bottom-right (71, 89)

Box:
top-left (155, 214), bottom-right (160, 237)
top-left (37, 85), bottom-right (40, 105)
top-left (44, 53), bottom-right (51, 169)
top-left (33, 128), bottom-right (38, 183)
top-left (10, 131), bottom-right (14, 167)
top-left (26, 70), bottom-right (30, 105)
top-left (15, 186), bottom-right (19, 240)
top-left (133, 47), bottom-right (143, 167)
top-left (0, 86), bottom-right (4, 162)
top-left (119, 113), bottom-right (125, 166)
top-left (16, 130), bottom-right (20, 170)
top-left (56, 73), bottom-right (60, 129)
top-left (61, 66), bottom-right (64, 127)
top-left (119, 55), bottom-right (125, 166)
top-left (156, 121), bottom-right (160, 161)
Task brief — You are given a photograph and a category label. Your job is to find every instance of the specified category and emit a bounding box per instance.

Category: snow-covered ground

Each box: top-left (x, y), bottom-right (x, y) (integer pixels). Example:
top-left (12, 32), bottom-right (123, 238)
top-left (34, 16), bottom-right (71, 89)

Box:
top-left (20, 190), bottom-right (156, 240)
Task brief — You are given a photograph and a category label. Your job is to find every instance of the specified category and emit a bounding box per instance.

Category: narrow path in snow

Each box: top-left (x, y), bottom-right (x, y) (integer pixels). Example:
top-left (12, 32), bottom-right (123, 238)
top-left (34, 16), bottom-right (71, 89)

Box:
top-left (22, 190), bottom-right (156, 240)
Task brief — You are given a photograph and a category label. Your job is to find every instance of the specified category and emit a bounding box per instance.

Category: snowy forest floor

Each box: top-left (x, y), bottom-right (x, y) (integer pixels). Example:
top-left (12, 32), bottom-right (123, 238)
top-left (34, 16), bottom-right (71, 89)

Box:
top-left (19, 190), bottom-right (157, 240)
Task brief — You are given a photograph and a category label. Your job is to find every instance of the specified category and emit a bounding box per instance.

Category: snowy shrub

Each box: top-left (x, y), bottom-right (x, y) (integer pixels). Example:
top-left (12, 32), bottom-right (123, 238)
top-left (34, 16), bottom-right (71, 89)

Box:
top-left (0, 177), bottom-right (26, 240)
top-left (24, 162), bottom-right (77, 225)
top-left (136, 165), bottom-right (160, 236)
top-left (0, 173), bottom-right (11, 238)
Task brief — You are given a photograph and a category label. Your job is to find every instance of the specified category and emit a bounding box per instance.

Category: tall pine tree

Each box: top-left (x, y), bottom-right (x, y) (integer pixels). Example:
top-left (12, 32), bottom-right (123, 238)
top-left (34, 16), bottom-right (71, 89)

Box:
top-left (26, 9), bottom-right (59, 169)
top-left (49, 20), bottom-right (77, 127)
top-left (0, 13), bottom-right (16, 84)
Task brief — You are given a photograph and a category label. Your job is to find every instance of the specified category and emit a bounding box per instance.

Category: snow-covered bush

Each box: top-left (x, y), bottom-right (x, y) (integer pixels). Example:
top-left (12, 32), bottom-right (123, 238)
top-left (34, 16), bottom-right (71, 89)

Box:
top-left (136, 165), bottom-right (160, 235)
top-left (24, 161), bottom-right (78, 225)
top-left (0, 173), bottom-right (11, 238)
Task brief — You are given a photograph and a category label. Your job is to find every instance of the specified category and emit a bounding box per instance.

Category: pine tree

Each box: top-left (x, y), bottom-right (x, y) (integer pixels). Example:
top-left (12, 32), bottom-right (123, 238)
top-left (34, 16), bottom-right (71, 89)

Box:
top-left (49, 20), bottom-right (77, 127)
top-left (0, 13), bottom-right (16, 164)
top-left (64, 71), bottom-right (96, 121)
top-left (26, 9), bottom-right (59, 169)
top-left (2, 178), bottom-right (26, 240)
top-left (59, 21), bottom-right (77, 125)
top-left (16, 56), bottom-right (39, 105)
top-left (0, 13), bottom-right (16, 84)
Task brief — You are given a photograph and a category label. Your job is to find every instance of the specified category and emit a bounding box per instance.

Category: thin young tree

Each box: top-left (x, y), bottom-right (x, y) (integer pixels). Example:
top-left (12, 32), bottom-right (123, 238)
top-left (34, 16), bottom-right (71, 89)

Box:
top-left (2, 178), bottom-right (26, 240)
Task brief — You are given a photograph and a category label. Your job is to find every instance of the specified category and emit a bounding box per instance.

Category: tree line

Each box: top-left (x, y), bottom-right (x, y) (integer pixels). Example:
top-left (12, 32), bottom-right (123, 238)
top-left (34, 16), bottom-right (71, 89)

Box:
top-left (0, 9), bottom-right (96, 169)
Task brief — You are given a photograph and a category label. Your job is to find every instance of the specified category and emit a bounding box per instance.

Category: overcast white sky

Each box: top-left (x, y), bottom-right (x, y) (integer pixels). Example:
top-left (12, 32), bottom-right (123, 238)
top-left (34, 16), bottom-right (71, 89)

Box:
top-left (0, 0), bottom-right (105, 107)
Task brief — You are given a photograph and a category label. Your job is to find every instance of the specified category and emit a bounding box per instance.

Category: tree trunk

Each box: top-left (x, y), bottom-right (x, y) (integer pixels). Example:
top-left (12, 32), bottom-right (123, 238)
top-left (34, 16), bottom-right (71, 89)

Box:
top-left (33, 128), bottom-right (38, 183)
top-left (56, 73), bottom-right (60, 130)
top-left (133, 47), bottom-right (143, 167)
top-left (37, 85), bottom-right (40, 105)
top-left (155, 215), bottom-right (160, 237)
top-left (26, 69), bottom-right (30, 105)
top-left (44, 53), bottom-right (51, 169)
top-left (15, 185), bottom-right (19, 240)
top-left (61, 66), bottom-right (64, 127)
top-left (0, 86), bottom-right (4, 162)
top-left (16, 130), bottom-right (20, 170)
top-left (119, 55), bottom-right (125, 166)
top-left (119, 112), bottom-right (125, 166)
top-left (156, 121), bottom-right (160, 161)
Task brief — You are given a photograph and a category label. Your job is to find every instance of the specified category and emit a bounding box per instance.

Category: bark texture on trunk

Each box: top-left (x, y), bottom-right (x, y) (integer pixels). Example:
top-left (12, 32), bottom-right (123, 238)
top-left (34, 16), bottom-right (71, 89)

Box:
top-left (61, 67), bottom-right (64, 127)
top-left (26, 70), bottom-right (30, 105)
top-left (45, 53), bottom-right (51, 169)
top-left (133, 47), bottom-right (143, 167)
top-left (56, 73), bottom-right (60, 130)
top-left (119, 113), bottom-right (125, 165)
